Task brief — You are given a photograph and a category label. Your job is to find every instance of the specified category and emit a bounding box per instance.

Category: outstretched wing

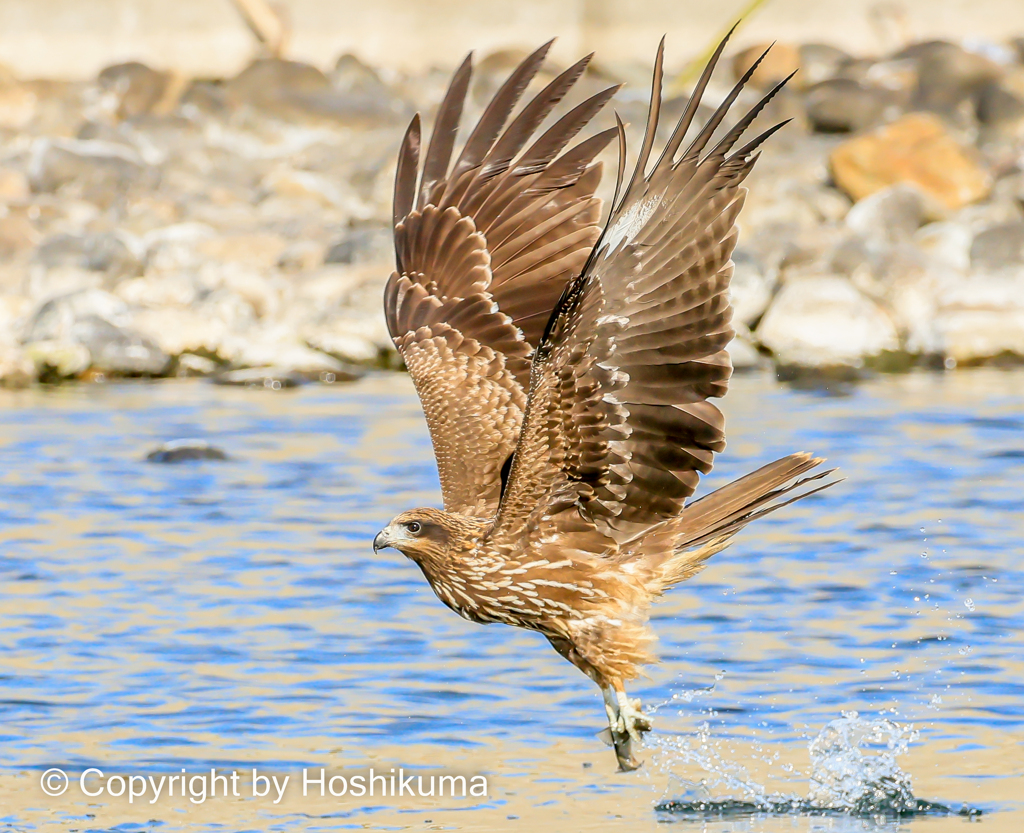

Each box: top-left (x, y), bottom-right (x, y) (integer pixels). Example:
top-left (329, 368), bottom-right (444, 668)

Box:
top-left (385, 43), bottom-right (619, 517)
top-left (491, 35), bottom-right (793, 548)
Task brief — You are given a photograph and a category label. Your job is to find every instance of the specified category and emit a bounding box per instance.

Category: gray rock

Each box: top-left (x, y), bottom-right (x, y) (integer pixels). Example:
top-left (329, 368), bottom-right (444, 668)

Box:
top-left (729, 250), bottom-right (775, 327)
top-left (1012, 37), bottom-right (1024, 64)
top-left (180, 79), bottom-right (226, 115)
top-left (726, 329), bottom-right (769, 371)
top-left (28, 137), bottom-right (154, 208)
top-left (21, 288), bottom-right (168, 376)
top-left (35, 232), bottom-right (142, 279)
top-left (324, 224), bottom-right (392, 265)
top-left (834, 56), bottom-right (878, 85)
top-left (827, 235), bottom-right (873, 277)
top-left (225, 59), bottom-right (331, 111)
top-left (970, 222), bottom-right (1024, 271)
top-left (212, 366), bottom-right (309, 389)
top-left (755, 275), bottom-right (899, 366)
top-left (22, 288), bottom-right (130, 344)
top-left (975, 81), bottom-right (1024, 137)
top-left (798, 43), bottom-right (853, 86)
top-left (226, 57), bottom-right (401, 124)
top-left (97, 61), bottom-right (170, 119)
top-left (898, 40), bottom-right (1002, 116)
top-left (805, 79), bottom-right (887, 133)
top-left (844, 184), bottom-right (932, 244)
top-left (993, 172), bottom-right (1024, 213)
top-left (146, 439), bottom-right (229, 463)
top-left (70, 315), bottom-right (170, 376)
top-left (331, 53), bottom-right (392, 98)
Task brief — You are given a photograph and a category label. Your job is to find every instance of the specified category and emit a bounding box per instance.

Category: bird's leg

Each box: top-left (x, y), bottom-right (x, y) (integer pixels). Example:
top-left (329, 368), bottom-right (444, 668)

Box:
top-left (599, 681), bottom-right (652, 772)
top-left (614, 680), bottom-right (652, 742)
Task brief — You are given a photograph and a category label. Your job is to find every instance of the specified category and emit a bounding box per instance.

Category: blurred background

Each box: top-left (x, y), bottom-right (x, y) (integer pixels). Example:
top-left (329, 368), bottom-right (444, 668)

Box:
top-left (1, 3), bottom-right (1023, 832)
top-left (0, 0), bottom-right (1022, 382)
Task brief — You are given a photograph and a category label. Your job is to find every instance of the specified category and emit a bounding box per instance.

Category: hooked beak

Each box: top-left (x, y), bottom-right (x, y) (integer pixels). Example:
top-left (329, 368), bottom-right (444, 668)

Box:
top-left (373, 529), bottom-right (390, 553)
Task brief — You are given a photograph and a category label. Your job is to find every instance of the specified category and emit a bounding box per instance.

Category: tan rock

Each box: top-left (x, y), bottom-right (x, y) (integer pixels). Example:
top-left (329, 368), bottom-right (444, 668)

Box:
top-left (0, 78), bottom-right (36, 130)
top-left (0, 295), bottom-right (29, 339)
top-left (230, 336), bottom-right (343, 373)
top-left (829, 113), bottom-right (991, 209)
top-left (732, 43), bottom-right (800, 90)
top-left (0, 167), bottom-right (30, 202)
top-left (176, 353), bottom-right (220, 376)
top-left (261, 167), bottom-right (349, 208)
top-left (304, 327), bottom-right (380, 365)
top-left (24, 339), bottom-right (91, 379)
top-left (937, 308), bottom-right (1024, 364)
top-left (0, 215), bottom-right (40, 257)
top-left (115, 274), bottom-right (198, 309)
top-left (294, 265), bottom-right (366, 306)
top-left (131, 307), bottom-right (229, 357)
top-left (0, 341), bottom-right (34, 388)
top-left (756, 275), bottom-right (899, 366)
top-left (934, 271), bottom-right (1024, 363)
top-left (198, 233), bottom-right (288, 270)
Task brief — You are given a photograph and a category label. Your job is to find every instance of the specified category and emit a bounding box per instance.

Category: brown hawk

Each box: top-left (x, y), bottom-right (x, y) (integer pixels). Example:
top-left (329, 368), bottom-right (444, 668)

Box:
top-left (373, 34), bottom-right (837, 771)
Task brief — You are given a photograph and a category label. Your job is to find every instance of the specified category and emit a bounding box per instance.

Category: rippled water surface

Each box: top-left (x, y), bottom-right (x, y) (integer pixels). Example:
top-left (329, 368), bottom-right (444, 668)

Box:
top-left (1, 369), bottom-right (1022, 832)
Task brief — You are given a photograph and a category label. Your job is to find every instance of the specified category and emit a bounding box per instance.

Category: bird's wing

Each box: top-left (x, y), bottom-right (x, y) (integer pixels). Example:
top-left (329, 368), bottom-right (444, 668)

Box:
top-left (385, 43), bottom-right (619, 517)
top-left (490, 35), bottom-right (791, 550)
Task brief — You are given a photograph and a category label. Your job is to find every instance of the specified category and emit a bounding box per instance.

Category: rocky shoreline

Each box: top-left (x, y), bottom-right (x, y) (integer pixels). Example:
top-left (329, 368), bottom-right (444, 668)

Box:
top-left (1, 36), bottom-right (1023, 388)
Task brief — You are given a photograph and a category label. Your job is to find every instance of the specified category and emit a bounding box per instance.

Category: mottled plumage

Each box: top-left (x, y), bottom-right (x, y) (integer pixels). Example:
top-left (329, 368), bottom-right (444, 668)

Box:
top-left (376, 33), bottom-right (838, 771)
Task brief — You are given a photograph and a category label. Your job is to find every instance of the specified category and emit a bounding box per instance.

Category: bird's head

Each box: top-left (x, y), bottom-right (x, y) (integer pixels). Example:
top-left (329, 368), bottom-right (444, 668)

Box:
top-left (373, 508), bottom-right (466, 563)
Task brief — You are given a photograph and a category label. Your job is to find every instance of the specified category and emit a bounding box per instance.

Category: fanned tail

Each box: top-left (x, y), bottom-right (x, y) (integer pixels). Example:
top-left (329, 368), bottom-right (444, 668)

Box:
top-left (643, 453), bottom-right (840, 593)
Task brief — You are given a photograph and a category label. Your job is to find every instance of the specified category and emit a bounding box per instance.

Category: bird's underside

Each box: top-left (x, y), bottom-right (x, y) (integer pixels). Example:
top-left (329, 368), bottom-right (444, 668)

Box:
top-left (375, 30), bottom-right (839, 771)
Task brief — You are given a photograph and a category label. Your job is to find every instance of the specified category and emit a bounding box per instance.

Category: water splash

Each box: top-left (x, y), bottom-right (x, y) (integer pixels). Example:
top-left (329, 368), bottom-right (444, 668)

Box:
top-left (807, 712), bottom-right (917, 814)
top-left (653, 711), bottom-right (981, 820)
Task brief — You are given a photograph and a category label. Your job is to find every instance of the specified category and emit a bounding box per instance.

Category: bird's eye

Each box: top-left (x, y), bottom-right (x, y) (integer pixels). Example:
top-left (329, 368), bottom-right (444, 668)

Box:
top-left (407, 521), bottom-right (422, 534)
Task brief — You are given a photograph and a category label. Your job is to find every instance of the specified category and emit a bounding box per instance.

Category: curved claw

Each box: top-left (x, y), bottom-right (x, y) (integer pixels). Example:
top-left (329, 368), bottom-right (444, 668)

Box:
top-left (601, 687), bottom-right (652, 771)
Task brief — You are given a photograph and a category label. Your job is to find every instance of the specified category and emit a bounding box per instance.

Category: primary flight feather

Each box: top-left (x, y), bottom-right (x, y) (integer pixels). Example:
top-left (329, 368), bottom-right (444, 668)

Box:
top-left (375, 33), bottom-right (838, 771)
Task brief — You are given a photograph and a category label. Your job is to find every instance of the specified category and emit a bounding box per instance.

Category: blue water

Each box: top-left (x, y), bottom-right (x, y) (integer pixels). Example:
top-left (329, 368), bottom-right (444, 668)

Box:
top-left (0, 369), bottom-right (1021, 831)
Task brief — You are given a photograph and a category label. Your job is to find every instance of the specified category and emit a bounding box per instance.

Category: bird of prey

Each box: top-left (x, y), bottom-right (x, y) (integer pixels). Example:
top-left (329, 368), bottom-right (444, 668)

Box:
top-left (374, 33), bottom-right (837, 771)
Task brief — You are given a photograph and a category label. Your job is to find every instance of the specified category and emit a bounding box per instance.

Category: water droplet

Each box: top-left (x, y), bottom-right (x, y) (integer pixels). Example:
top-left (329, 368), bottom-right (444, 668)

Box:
top-left (964, 598), bottom-right (975, 612)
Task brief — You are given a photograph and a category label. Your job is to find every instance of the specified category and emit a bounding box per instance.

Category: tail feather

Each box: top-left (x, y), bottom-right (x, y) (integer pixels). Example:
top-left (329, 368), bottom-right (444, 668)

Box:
top-left (643, 452), bottom-right (840, 592)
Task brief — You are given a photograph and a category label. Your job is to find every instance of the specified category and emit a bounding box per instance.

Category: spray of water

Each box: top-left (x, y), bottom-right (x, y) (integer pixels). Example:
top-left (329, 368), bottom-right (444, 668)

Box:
top-left (651, 710), bottom-right (980, 820)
